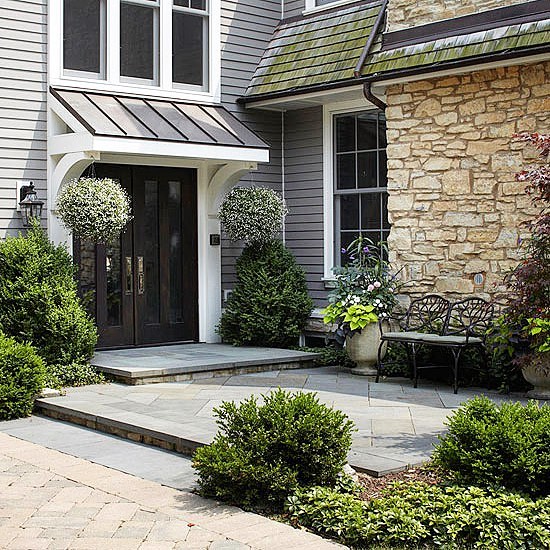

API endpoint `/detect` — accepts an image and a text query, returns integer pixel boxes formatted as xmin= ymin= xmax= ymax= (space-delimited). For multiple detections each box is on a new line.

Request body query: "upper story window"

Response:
xmin=63 ymin=0 xmax=106 ymax=78
xmin=304 ymin=0 xmax=356 ymax=12
xmin=61 ymin=0 xmax=211 ymax=93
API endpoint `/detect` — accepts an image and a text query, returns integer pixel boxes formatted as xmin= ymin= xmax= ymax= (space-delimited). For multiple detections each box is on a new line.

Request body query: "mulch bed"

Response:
xmin=357 ymin=466 xmax=441 ymax=501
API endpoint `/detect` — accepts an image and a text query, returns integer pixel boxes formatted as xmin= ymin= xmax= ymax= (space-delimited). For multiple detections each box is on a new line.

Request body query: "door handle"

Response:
xmin=125 ymin=257 xmax=133 ymax=294
xmin=137 ymin=256 xmax=145 ymax=295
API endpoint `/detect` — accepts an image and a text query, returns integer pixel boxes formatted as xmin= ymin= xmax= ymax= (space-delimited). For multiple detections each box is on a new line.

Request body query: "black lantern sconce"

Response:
xmin=19 ymin=182 xmax=44 ymax=227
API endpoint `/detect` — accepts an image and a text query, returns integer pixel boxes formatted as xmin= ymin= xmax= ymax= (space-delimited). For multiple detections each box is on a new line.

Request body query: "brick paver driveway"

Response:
xmin=0 ymin=433 xmax=341 ymax=550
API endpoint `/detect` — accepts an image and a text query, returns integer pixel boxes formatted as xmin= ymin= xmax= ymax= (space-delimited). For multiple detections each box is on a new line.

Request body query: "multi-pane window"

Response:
xmin=120 ymin=0 xmax=160 ymax=84
xmin=62 ymin=0 xmax=210 ymax=90
xmin=334 ymin=111 xmax=389 ymax=265
xmin=63 ymin=0 xmax=106 ymax=77
xmin=173 ymin=0 xmax=208 ymax=88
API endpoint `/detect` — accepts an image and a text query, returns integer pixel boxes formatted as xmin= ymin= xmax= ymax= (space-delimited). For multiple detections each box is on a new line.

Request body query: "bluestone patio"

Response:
xmin=34 ymin=364 xmax=530 ymax=476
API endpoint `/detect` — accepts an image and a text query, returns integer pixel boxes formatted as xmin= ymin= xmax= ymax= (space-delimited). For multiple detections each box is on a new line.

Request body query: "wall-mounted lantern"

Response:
xmin=19 ymin=182 xmax=44 ymax=227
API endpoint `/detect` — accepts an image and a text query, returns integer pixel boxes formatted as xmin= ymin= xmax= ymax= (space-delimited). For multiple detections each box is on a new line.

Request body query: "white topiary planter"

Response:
xmin=346 ymin=322 xmax=387 ymax=376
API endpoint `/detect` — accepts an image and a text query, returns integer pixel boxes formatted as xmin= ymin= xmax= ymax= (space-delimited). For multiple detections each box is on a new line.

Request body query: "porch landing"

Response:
xmin=91 ymin=344 xmax=320 ymax=385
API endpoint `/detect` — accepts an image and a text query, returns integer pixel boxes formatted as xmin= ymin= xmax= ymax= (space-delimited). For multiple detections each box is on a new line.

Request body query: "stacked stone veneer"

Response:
xmin=385 ymin=61 xmax=549 ymax=301
xmin=387 ymin=0 xmax=534 ymax=31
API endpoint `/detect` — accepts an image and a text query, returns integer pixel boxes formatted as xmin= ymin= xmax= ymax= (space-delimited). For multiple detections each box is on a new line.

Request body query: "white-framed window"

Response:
xmin=53 ymin=0 xmax=220 ymax=101
xmin=323 ymin=100 xmax=389 ymax=277
xmin=304 ymin=0 xmax=359 ymax=15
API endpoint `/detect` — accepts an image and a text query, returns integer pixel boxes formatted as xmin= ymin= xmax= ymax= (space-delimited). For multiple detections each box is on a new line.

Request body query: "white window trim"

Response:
xmin=322 ymin=98 xmax=379 ymax=281
xmin=49 ymin=0 xmax=221 ymax=104
xmin=303 ymin=0 xmax=360 ymax=16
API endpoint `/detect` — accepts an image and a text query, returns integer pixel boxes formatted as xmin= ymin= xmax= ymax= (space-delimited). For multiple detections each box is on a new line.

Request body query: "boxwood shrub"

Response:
xmin=287 ymin=482 xmax=550 ymax=549
xmin=0 ymin=333 xmax=45 ymax=420
xmin=192 ymin=389 xmax=354 ymax=511
xmin=0 ymin=224 xmax=97 ymax=366
xmin=432 ymin=397 xmax=550 ymax=497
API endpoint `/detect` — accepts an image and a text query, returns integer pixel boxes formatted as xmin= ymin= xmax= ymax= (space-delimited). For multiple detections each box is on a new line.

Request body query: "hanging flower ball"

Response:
xmin=56 ymin=177 xmax=132 ymax=243
xmin=218 ymin=186 xmax=288 ymax=245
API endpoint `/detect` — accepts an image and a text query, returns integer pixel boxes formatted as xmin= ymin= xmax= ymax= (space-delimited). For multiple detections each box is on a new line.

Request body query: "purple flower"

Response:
xmin=363 ymin=246 xmax=370 ymax=253
xmin=349 ymin=255 xmax=355 ymax=260
xmin=341 ymin=247 xmax=347 ymax=253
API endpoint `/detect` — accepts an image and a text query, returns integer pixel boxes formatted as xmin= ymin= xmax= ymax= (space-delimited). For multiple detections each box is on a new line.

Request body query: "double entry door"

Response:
xmin=76 ymin=164 xmax=198 ymax=348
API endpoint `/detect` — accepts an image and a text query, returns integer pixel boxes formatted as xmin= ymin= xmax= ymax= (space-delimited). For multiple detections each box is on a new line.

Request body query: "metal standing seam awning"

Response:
xmin=49 ymin=87 xmax=269 ymax=163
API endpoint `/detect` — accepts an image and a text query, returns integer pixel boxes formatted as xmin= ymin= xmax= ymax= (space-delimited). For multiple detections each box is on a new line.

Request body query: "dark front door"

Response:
xmin=75 ymin=164 xmax=198 ymax=348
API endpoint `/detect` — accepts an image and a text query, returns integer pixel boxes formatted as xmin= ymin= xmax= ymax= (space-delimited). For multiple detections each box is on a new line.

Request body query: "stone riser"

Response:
xmin=103 ymin=359 xmax=317 ymax=385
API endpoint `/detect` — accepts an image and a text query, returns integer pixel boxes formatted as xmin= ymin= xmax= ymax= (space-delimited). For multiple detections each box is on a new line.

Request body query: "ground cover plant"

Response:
xmin=0 ymin=224 xmax=100 ymax=391
xmin=192 ymin=389 xmax=354 ymax=511
xmin=283 ymin=397 xmax=550 ymax=549
xmin=0 ymin=333 xmax=45 ymax=420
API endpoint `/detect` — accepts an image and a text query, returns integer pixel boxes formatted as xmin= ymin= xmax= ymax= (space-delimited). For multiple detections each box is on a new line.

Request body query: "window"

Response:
xmin=60 ymin=0 xmax=213 ymax=92
xmin=172 ymin=0 xmax=209 ymax=88
xmin=334 ymin=111 xmax=389 ymax=265
xmin=120 ymin=0 xmax=160 ymax=84
xmin=63 ymin=0 xmax=106 ymax=77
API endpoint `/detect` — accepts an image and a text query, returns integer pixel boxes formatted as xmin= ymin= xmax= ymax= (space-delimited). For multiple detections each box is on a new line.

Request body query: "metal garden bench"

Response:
xmin=376 ymin=294 xmax=494 ymax=394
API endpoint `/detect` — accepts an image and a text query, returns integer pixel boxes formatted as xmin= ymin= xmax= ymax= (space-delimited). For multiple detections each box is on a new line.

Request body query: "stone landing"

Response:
xmin=91 ymin=344 xmax=320 ymax=385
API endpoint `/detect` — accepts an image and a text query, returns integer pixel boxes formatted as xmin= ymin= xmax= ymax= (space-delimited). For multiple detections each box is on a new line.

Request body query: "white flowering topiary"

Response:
xmin=56 ymin=177 xmax=132 ymax=243
xmin=218 ymin=186 xmax=288 ymax=245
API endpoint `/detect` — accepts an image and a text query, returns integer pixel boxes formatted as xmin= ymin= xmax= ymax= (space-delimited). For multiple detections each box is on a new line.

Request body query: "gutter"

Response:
xmin=353 ymin=0 xmax=389 ymax=110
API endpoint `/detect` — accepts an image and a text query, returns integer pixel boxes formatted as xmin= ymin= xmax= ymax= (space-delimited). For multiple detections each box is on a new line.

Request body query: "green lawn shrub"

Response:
xmin=0 ymin=333 xmax=45 ymax=420
xmin=217 ymin=239 xmax=313 ymax=348
xmin=0 ymin=224 xmax=97 ymax=366
xmin=43 ymin=362 xmax=104 ymax=389
xmin=433 ymin=397 xmax=550 ymax=497
xmin=192 ymin=389 xmax=354 ymax=511
xmin=286 ymin=482 xmax=550 ymax=549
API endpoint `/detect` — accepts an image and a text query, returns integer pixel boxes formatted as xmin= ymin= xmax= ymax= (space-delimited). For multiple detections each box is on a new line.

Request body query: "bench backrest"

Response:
xmin=444 ymin=297 xmax=494 ymax=338
xmin=404 ymin=294 xmax=450 ymax=334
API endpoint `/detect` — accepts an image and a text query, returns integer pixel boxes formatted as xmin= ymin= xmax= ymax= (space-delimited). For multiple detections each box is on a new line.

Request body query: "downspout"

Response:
xmin=353 ymin=0 xmax=389 ymax=110
xmin=281 ymin=110 xmax=286 ymax=245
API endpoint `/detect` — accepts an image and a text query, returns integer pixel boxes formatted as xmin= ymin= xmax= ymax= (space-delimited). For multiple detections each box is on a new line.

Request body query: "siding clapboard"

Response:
xmin=284 ymin=106 xmax=326 ymax=306
xmin=284 ymin=0 xmax=304 ymax=18
xmin=0 ymin=0 xmax=47 ymax=237
xmin=220 ymin=0 xmax=283 ymax=294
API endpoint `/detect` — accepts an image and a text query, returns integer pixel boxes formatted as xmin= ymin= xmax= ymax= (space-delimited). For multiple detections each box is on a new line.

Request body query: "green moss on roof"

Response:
xmin=245 ymin=2 xmax=384 ymax=99
xmin=359 ymin=18 xmax=550 ymax=79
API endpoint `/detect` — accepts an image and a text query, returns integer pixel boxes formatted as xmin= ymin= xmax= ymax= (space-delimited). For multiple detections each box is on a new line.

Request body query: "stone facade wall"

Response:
xmin=387 ymin=0 xmax=534 ymax=31
xmin=385 ymin=61 xmax=550 ymax=302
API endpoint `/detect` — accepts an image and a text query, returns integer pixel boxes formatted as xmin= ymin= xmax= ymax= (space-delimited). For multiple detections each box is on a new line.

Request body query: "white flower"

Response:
xmin=367 ymin=284 xmax=375 ymax=292
xmin=374 ymin=281 xmax=382 ymax=288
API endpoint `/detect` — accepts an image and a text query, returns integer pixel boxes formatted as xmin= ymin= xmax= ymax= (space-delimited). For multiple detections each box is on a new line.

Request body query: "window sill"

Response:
xmin=303 ymin=0 xmax=360 ymax=16
xmin=50 ymin=76 xmax=219 ymax=105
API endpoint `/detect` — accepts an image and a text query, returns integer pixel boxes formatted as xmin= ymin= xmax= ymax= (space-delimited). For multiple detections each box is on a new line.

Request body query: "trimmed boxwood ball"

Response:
xmin=218 ymin=186 xmax=288 ymax=245
xmin=0 ymin=333 xmax=45 ymax=420
xmin=432 ymin=396 xmax=550 ymax=497
xmin=192 ymin=389 xmax=355 ymax=511
xmin=217 ymin=239 xmax=313 ymax=347
xmin=56 ymin=177 xmax=132 ymax=243
xmin=0 ymin=224 xmax=97 ymax=367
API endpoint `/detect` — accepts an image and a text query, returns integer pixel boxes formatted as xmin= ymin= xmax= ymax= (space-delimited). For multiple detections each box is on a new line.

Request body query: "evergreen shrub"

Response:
xmin=433 ymin=396 xmax=550 ymax=497
xmin=193 ymin=389 xmax=355 ymax=511
xmin=217 ymin=240 xmax=313 ymax=347
xmin=0 ymin=333 xmax=45 ymax=420
xmin=0 ymin=224 xmax=97 ymax=366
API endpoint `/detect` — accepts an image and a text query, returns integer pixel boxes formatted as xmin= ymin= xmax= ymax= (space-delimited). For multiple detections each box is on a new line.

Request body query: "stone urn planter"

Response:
xmin=346 ymin=322 xmax=388 ymax=376
xmin=522 ymin=354 xmax=550 ymax=399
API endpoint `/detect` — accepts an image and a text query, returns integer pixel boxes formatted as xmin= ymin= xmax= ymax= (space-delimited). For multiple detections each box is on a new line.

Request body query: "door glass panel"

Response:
xmin=76 ymin=238 xmax=97 ymax=319
xmin=168 ymin=181 xmax=184 ymax=323
xmin=144 ymin=181 xmax=160 ymax=323
xmin=106 ymin=240 xmax=122 ymax=326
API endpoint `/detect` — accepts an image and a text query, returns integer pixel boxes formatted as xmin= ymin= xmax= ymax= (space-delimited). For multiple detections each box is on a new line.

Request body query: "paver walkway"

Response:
xmin=0 ymin=432 xmax=341 ymax=550
xmin=36 ymin=367 xmax=530 ymax=475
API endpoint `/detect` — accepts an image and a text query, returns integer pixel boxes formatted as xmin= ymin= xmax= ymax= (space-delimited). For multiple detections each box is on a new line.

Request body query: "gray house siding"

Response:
xmin=283 ymin=0 xmax=304 ymax=18
xmin=0 ymin=0 xmax=47 ymax=237
xmin=220 ymin=0 xmax=283 ymax=294
xmin=283 ymin=107 xmax=326 ymax=306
